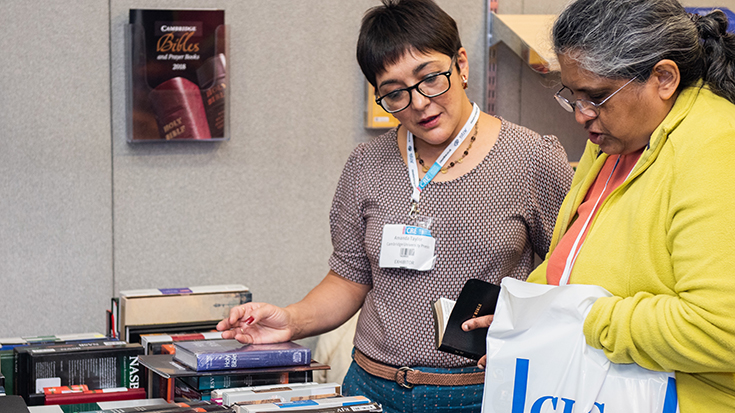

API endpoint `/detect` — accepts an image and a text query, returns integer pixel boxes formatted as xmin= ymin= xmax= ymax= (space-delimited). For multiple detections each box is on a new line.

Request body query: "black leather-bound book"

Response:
xmin=432 ymin=279 xmax=501 ymax=360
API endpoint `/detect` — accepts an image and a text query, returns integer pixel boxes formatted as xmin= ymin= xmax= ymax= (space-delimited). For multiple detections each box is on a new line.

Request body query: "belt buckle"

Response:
xmin=395 ymin=366 xmax=414 ymax=389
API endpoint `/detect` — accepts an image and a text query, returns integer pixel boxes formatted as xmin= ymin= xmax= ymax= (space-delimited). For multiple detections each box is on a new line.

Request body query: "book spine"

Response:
xmin=123 ymin=352 xmax=144 ymax=390
xmin=0 ymin=350 xmax=14 ymax=395
xmin=196 ymin=348 xmax=311 ymax=371
xmin=14 ymin=347 xmax=31 ymax=403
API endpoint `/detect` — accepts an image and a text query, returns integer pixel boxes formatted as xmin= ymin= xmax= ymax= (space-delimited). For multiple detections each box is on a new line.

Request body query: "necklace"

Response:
xmin=414 ymin=122 xmax=479 ymax=174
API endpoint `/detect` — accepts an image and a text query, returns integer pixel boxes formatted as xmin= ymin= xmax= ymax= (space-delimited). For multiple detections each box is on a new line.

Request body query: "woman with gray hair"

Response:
xmin=520 ymin=0 xmax=735 ymax=410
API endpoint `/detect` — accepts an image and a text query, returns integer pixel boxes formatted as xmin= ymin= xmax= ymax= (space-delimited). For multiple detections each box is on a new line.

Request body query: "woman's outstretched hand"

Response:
xmin=216 ymin=302 xmax=294 ymax=344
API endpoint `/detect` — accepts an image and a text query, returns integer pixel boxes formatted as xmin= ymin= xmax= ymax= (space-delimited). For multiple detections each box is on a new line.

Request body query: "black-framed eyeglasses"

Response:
xmin=554 ymin=76 xmax=638 ymax=119
xmin=375 ymin=55 xmax=457 ymax=114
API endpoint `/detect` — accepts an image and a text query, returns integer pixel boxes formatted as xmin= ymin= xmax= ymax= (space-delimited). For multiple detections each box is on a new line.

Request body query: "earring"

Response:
xmin=462 ymin=75 xmax=468 ymax=89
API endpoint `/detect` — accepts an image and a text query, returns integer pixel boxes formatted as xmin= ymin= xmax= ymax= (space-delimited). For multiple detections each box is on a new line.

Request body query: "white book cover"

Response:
xmin=224 ymin=382 xmax=341 ymax=406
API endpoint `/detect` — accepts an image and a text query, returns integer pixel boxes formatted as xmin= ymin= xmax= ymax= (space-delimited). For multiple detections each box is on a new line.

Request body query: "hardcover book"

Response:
xmin=117 ymin=284 xmax=251 ymax=342
xmin=173 ymin=341 xmax=310 ymax=372
xmin=14 ymin=341 xmax=144 ymax=405
xmin=431 ymin=278 xmax=501 ymax=360
xmin=128 ymin=9 xmax=227 ymax=142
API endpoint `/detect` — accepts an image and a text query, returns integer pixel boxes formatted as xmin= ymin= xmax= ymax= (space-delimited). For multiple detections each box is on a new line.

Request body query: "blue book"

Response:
xmin=173 ymin=340 xmax=311 ymax=371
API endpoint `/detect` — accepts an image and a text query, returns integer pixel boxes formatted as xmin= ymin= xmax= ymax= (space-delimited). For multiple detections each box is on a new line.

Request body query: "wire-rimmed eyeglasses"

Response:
xmin=375 ymin=56 xmax=457 ymax=114
xmin=554 ymin=76 xmax=639 ymax=119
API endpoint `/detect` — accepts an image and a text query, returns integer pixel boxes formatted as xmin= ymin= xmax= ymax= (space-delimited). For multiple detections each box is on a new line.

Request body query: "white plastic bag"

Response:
xmin=481 ymin=278 xmax=678 ymax=413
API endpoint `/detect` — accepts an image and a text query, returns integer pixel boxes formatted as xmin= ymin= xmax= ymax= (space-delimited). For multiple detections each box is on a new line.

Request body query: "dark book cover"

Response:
xmin=433 ymin=279 xmax=501 ymax=360
xmin=2 ymin=334 xmax=112 ymax=396
xmin=14 ymin=341 xmax=145 ymax=405
xmin=180 ymin=371 xmax=288 ymax=391
xmin=173 ymin=341 xmax=310 ymax=372
xmin=0 ymin=395 xmax=30 ymax=413
xmin=128 ymin=9 xmax=227 ymax=142
xmin=174 ymin=377 xmax=210 ymax=401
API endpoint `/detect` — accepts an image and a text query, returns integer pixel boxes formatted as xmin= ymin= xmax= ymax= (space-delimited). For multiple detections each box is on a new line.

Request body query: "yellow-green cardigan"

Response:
xmin=528 ymin=84 xmax=735 ymax=411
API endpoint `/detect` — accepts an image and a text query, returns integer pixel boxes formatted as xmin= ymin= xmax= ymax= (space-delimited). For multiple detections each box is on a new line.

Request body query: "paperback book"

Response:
xmin=431 ymin=278 xmax=501 ymax=360
xmin=174 ymin=341 xmax=310 ymax=372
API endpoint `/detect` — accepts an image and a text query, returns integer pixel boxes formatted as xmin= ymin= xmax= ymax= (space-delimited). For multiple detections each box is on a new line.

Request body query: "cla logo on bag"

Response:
xmin=509 ymin=359 xmax=679 ymax=413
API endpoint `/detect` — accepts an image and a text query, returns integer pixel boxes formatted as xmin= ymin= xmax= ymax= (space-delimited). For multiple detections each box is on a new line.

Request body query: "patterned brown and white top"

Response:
xmin=328 ymin=118 xmax=573 ymax=368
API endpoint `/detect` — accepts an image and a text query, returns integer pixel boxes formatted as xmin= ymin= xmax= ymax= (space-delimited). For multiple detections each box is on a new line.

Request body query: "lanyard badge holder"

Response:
xmin=379 ymin=103 xmax=480 ymax=271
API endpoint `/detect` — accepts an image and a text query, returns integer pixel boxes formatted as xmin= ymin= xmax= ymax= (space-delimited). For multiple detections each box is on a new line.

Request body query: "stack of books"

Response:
xmin=110 ymin=284 xmax=251 ymax=343
xmin=139 ymin=340 xmax=334 ymax=403
xmin=210 ymin=382 xmax=381 ymax=413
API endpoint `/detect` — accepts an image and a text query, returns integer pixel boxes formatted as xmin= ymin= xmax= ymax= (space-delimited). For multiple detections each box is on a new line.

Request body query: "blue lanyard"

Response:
xmin=406 ymin=103 xmax=480 ymax=213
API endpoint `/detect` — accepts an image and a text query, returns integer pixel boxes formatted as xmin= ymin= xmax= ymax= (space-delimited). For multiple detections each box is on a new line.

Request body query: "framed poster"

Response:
xmin=127 ymin=9 xmax=228 ymax=142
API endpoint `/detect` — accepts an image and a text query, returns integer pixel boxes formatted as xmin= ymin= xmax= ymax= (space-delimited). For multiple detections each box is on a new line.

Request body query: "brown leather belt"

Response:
xmin=353 ymin=349 xmax=485 ymax=389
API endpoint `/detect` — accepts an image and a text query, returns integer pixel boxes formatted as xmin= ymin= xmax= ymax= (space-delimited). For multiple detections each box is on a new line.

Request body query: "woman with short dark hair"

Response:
xmin=219 ymin=1 xmax=573 ymax=411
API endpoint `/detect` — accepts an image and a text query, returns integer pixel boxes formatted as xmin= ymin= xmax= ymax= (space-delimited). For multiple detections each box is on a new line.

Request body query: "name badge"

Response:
xmin=379 ymin=224 xmax=436 ymax=271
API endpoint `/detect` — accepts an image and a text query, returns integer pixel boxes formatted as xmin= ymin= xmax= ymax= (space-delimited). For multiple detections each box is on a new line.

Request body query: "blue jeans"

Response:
xmin=342 ymin=360 xmax=484 ymax=413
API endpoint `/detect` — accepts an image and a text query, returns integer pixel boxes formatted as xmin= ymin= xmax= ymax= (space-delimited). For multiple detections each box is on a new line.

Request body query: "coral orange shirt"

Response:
xmin=546 ymin=148 xmax=643 ymax=285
